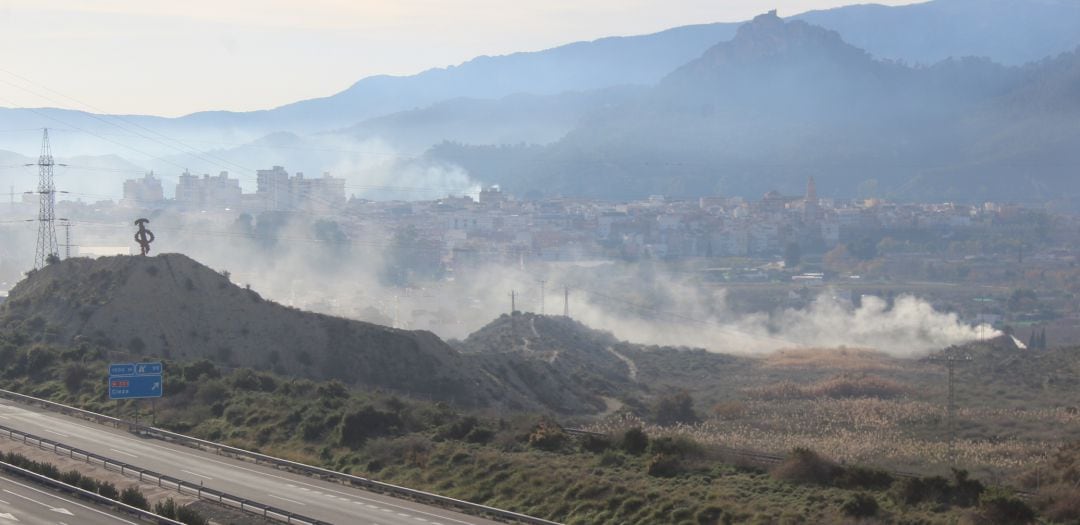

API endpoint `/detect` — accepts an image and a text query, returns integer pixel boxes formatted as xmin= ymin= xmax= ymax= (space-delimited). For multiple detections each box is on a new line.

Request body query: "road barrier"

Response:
xmin=0 ymin=423 xmax=327 ymax=525
xmin=0 ymin=458 xmax=186 ymax=524
xmin=0 ymin=388 xmax=562 ymax=525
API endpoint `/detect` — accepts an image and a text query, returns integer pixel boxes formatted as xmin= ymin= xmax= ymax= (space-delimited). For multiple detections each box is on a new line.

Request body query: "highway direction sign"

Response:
xmin=109 ymin=363 xmax=135 ymax=376
xmin=108 ymin=361 xmax=163 ymax=399
xmin=135 ymin=362 xmax=162 ymax=375
xmin=109 ymin=375 xmax=163 ymax=399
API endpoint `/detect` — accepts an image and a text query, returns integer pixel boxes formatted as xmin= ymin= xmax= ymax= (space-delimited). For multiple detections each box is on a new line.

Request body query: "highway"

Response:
xmin=0 ymin=399 xmax=504 ymax=525
xmin=0 ymin=472 xmax=137 ymax=525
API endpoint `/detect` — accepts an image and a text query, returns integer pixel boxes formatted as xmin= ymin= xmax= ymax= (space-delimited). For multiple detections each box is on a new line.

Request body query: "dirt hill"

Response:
xmin=0 ymin=254 xmax=524 ymax=408
xmin=454 ymin=312 xmax=759 ymax=414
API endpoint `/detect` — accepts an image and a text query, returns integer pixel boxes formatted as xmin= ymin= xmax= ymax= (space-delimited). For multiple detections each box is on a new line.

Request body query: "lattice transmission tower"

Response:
xmin=30 ymin=129 xmax=59 ymax=268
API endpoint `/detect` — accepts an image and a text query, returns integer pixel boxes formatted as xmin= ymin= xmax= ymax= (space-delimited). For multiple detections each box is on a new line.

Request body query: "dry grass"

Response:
xmin=588 ymin=400 xmax=1065 ymax=475
xmin=762 ymin=347 xmax=904 ymax=372
xmin=745 ymin=375 xmax=913 ymax=400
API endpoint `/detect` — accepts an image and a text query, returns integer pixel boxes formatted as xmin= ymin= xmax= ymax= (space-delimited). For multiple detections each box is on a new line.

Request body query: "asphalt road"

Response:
xmin=0 ymin=472 xmax=137 ymax=525
xmin=0 ymin=399 xmax=505 ymax=525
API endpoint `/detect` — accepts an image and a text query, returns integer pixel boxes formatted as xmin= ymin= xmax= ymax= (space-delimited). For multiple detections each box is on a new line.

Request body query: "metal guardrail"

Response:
xmin=0 ymin=423 xmax=327 ymax=525
xmin=0 ymin=388 xmax=562 ymax=525
xmin=0 ymin=458 xmax=185 ymax=525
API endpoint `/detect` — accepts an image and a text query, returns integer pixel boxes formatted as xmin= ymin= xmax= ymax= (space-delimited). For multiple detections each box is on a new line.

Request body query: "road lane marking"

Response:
xmin=266 ymin=494 xmax=305 ymax=506
xmin=0 ymin=512 xmax=17 ymax=521
xmin=106 ymin=447 xmax=137 ymax=460
xmin=0 ymin=407 xmax=484 ymax=525
xmin=42 ymin=430 xmax=70 ymax=438
xmin=181 ymin=469 xmax=213 ymax=480
xmin=4 ymin=490 xmax=49 ymax=508
xmin=0 ymin=477 xmax=137 ymax=524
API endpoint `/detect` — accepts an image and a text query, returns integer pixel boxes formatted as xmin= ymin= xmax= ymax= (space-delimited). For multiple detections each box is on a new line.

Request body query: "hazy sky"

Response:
xmin=0 ymin=1 xmax=922 ymax=116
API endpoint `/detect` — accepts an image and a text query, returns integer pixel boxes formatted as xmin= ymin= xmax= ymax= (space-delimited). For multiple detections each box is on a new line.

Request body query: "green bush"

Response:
xmin=840 ymin=492 xmax=879 ymax=518
xmin=977 ymin=489 xmax=1035 ymax=525
xmin=892 ymin=475 xmax=950 ymax=506
xmin=176 ymin=506 xmax=209 ymax=525
xmin=59 ymin=468 xmax=84 ymax=486
xmin=580 ymin=433 xmax=612 ymax=454
xmin=98 ymin=481 xmax=118 ymax=499
xmin=119 ymin=486 xmax=148 ymax=510
xmin=337 ymin=405 xmax=401 ymax=448
xmin=771 ymin=448 xmax=840 ymax=485
xmin=619 ymin=428 xmax=649 ymax=455
xmin=835 ymin=465 xmax=895 ymax=491
xmin=527 ymin=420 xmax=567 ymax=451
xmin=154 ymin=498 xmax=178 ymax=518
xmin=646 ymin=453 xmax=683 ymax=478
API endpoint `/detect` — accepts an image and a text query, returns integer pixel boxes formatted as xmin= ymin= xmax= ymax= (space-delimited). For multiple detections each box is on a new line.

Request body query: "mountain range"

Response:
xmin=431 ymin=12 xmax=1080 ymax=203
xmin=1 ymin=0 xmax=1078 ymax=203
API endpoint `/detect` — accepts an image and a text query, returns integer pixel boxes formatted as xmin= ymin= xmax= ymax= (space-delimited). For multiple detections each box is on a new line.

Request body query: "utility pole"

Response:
xmin=26 ymin=129 xmax=64 ymax=268
xmin=929 ymin=350 xmax=972 ymax=465
xmin=538 ymin=280 xmax=546 ymax=314
xmin=564 ymin=286 xmax=569 ymax=317
xmin=510 ymin=290 xmax=516 ymax=313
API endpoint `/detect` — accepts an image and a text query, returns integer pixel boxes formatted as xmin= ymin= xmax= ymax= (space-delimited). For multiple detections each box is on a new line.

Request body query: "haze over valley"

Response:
xmin=1 ymin=1 xmax=1080 ymax=524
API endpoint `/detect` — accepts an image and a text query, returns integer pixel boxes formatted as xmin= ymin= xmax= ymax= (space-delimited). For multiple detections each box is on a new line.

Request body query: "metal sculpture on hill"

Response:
xmin=134 ymin=218 xmax=155 ymax=256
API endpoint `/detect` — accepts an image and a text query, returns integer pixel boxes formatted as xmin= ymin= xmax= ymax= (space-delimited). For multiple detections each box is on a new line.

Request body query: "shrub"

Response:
xmin=977 ymin=488 xmax=1035 ymax=524
xmin=176 ymin=506 xmax=209 ymax=525
xmin=580 ymin=433 xmax=612 ymax=454
xmin=337 ymin=405 xmax=401 ymax=448
xmin=98 ymin=481 xmax=119 ymax=499
xmin=646 ymin=453 xmax=683 ymax=477
xmin=695 ymin=505 xmax=728 ymax=525
xmin=119 ymin=486 xmax=149 ymax=510
xmin=841 ymin=492 xmax=879 ymax=518
xmin=648 ymin=435 xmax=702 ymax=458
xmin=835 ymin=465 xmax=895 ymax=491
xmin=58 ymin=469 xmax=83 ymax=486
xmin=155 ymin=498 xmax=178 ymax=518
xmin=1036 ymin=486 xmax=1080 ymax=522
xmin=76 ymin=475 xmax=99 ymax=493
xmin=597 ymin=449 xmax=624 ymax=467
xmin=950 ymin=469 xmax=985 ymax=507
xmin=653 ymin=389 xmax=699 ymax=426
xmin=892 ymin=475 xmax=951 ymax=507
xmin=61 ymin=363 xmax=90 ymax=393
xmin=771 ymin=447 xmax=840 ymax=485
xmin=619 ymin=428 xmax=649 ymax=455
xmin=527 ymin=420 xmax=567 ymax=451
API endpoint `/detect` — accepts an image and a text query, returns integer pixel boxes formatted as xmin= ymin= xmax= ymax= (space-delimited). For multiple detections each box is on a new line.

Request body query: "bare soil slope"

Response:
xmin=0 ymin=254 xmax=517 ymax=407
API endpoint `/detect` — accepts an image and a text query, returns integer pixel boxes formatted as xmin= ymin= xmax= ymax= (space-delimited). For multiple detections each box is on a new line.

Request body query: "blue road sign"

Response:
xmin=135 ymin=362 xmax=162 ymax=375
xmin=109 ymin=375 xmax=163 ymax=399
xmin=109 ymin=363 xmax=135 ymax=376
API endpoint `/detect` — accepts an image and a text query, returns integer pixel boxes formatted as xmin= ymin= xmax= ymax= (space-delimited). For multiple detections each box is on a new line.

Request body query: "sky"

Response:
xmin=0 ymin=1 xmax=922 ymax=117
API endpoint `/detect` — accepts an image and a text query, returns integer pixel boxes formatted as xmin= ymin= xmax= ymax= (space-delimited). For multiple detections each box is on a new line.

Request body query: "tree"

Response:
xmin=783 ymin=242 xmax=801 ymax=269
xmin=849 ymin=237 xmax=879 ymax=261
xmin=654 ymin=390 xmax=699 ymax=426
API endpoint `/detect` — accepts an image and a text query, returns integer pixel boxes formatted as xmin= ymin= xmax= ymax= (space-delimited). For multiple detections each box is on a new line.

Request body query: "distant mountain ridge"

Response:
xmin=1 ymin=0 xmax=1078 ymax=165
xmin=431 ymin=12 xmax=1080 ymax=204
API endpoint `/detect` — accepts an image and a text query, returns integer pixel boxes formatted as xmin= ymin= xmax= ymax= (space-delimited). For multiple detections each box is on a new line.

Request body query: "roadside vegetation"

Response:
xmin=0 ymin=449 xmax=208 ymax=525
xmin=0 ymin=317 xmax=1059 ymax=524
